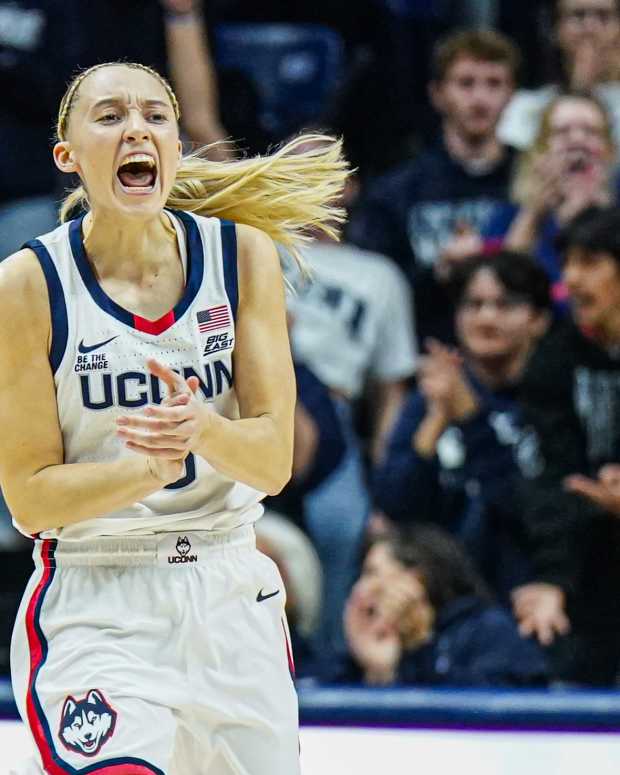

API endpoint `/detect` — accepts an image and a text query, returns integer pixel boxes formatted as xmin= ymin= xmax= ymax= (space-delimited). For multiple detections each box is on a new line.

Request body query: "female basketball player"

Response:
xmin=0 ymin=61 xmax=347 ymax=775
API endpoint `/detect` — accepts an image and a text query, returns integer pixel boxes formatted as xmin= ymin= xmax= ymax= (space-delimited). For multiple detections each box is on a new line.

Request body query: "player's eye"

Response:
xmin=148 ymin=112 xmax=168 ymax=123
xmin=98 ymin=112 xmax=120 ymax=124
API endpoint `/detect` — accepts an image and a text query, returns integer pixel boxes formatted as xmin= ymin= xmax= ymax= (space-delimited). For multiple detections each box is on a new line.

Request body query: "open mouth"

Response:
xmin=565 ymin=149 xmax=592 ymax=173
xmin=116 ymin=154 xmax=158 ymax=193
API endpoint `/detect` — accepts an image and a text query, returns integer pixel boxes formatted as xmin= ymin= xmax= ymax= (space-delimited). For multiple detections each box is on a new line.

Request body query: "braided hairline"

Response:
xmin=56 ymin=61 xmax=181 ymax=141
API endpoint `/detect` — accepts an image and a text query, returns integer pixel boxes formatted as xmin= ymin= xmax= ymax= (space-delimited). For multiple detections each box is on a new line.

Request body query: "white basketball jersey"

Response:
xmin=22 ymin=210 xmax=265 ymax=541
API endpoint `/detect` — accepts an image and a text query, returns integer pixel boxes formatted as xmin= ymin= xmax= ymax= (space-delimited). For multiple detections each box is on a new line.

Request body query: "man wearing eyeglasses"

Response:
xmin=499 ymin=0 xmax=620 ymax=150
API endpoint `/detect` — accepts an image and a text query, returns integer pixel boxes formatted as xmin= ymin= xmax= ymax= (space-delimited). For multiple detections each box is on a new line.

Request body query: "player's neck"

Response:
xmin=442 ymin=123 xmax=504 ymax=171
xmin=82 ymin=210 xmax=178 ymax=281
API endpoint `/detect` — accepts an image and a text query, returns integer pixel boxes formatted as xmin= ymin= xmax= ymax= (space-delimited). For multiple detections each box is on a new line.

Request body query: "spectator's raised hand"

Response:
xmin=344 ymin=577 xmax=402 ymax=684
xmin=413 ymin=339 xmax=479 ymax=458
xmin=556 ymin=154 xmax=612 ymax=223
xmin=396 ymin=572 xmax=435 ymax=650
xmin=511 ymin=582 xmax=570 ymax=646
xmin=564 ymin=464 xmax=620 ymax=516
xmin=526 ymin=154 xmax=565 ymax=217
xmin=437 ymin=222 xmax=484 ymax=280
xmin=420 ymin=339 xmax=478 ymax=422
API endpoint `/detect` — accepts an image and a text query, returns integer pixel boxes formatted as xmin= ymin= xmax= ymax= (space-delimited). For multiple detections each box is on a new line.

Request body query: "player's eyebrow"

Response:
xmin=90 ymin=97 xmax=123 ymax=110
xmin=143 ymin=99 xmax=171 ymax=110
xmin=90 ymin=97 xmax=171 ymax=111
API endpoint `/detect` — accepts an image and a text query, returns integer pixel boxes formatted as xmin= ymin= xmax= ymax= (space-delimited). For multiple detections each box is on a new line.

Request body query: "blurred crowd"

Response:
xmin=3 ymin=0 xmax=620 ymax=690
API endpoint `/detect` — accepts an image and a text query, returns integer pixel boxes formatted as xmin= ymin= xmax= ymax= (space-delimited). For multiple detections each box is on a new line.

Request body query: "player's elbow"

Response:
xmin=260 ymin=459 xmax=291 ymax=496
xmin=9 ymin=503 xmax=44 ymax=537
xmin=5 ymin=476 xmax=63 ymax=536
xmin=10 ymin=502 xmax=56 ymax=537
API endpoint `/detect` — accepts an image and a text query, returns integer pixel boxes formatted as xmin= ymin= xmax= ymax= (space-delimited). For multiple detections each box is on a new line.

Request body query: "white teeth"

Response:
xmin=119 ymin=154 xmax=156 ymax=169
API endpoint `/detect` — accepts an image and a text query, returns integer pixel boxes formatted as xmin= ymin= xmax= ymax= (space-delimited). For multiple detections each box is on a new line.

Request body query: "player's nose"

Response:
xmin=123 ymin=109 xmax=151 ymax=143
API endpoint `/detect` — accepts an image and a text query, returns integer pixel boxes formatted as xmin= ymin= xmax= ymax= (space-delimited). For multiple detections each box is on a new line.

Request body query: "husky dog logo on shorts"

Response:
xmin=59 ymin=689 xmax=117 ymax=757
xmin=176 ymin=536 xmax=191 ymax=556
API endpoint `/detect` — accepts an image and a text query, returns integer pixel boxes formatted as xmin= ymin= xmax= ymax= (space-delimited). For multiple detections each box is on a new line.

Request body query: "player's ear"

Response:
xmin=53 ymin=141 xmax=79 ymax=174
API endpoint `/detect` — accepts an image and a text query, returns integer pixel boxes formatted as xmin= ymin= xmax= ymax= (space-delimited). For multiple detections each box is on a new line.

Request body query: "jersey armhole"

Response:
xmin=219 ymin=220 xmax=238 ymax=322
xmin=22 ymin=240 xmax=68 ymax=374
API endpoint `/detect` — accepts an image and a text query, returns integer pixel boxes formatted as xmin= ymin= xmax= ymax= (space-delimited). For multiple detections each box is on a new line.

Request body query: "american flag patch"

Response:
xmin=197 ymin=305 xmax=231 ymax=333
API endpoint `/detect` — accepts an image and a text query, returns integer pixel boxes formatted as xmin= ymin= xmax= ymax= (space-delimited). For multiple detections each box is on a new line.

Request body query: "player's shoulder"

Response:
xmin=0 ymin=248 xmax=50 ymax=343
xmin=0 ymin=247 xmax=48 ymax=301
xmin=234 ymin=223 xmax=281 ymax=275
xmin=234 ymin=222 xmax=276 ymax=253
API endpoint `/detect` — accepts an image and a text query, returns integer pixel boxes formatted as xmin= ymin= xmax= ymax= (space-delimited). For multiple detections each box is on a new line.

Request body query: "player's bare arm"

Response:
xmin=0 ymin=250 xmax=177 ymax=535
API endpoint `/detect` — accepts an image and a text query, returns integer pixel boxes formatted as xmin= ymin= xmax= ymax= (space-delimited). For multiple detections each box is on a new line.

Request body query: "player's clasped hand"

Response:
xmin=116 ymin=357 xmax=209 ymax=461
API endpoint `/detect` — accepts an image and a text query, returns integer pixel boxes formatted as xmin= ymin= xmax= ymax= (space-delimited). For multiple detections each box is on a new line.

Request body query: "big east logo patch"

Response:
xmin=59 ymin=689 xmax=117 ymax=757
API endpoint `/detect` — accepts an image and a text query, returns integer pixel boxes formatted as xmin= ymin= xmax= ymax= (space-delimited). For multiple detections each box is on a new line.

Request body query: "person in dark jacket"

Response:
xmin=346 ymin=29 xmax=520 ymax=345
xmin=374 ymin=252 xmax=552 ymax=598
xmin=265 ymin=361 xmax=346 ymax=524
xmin=513 ymin=205 xmax=620 ymax=685
xmin=333 ymin=525 xmax=548 ymax=687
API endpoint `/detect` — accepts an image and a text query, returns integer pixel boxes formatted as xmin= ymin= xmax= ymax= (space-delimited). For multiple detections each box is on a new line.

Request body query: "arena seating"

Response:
xmin=214 ymin=23 xmax=345 ymax=136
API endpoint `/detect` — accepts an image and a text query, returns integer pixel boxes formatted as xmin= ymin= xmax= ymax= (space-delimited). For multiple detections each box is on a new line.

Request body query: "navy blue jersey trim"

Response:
xmin=24 ymin=240 xmax=68 ymax=374
xmin=68 ymin=212 xmax=204 ymax=334
xmin=219 ymin=220 xmax=238 ymax=322
xmin=171 ymin=209 xmax=206 ymax=320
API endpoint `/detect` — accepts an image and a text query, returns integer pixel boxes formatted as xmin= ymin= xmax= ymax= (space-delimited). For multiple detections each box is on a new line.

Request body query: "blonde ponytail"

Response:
xmin=166 ymin=133 xmax=349 ymax=264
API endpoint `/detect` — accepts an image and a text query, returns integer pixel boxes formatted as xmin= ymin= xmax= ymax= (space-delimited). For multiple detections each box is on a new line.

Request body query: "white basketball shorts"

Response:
xmin=10 ymin=526 xmax=300 ymax=775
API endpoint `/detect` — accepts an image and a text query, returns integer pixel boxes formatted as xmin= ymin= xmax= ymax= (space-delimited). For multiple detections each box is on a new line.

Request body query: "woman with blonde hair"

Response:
xmin=485 ymin=91 xmax=617 ymax=306
xmin=1 ymin=61 xmax=347 ymax=775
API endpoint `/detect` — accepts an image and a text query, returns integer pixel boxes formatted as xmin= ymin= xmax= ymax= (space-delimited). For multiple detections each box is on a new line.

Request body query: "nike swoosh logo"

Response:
xmin=256 ymin=588 xmax=280 ymax=603
xmin=78 ymin=336 xmax=119 ymax=354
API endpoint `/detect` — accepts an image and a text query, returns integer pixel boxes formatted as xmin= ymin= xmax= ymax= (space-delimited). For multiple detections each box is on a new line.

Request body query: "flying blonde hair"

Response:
xmin=56 ymin=62 xmax=349 ymax=269
xmin=510 ymin=90 xmax=615 ymax=205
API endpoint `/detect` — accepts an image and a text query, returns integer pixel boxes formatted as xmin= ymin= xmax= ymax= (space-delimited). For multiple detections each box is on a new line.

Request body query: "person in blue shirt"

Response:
xmin=346 ymin=29 xmax=520 ymax=346
xmin=334 ymin=525 xmax=548 ymax=687
xmin=374 ymin=252 xmax=551 ymax=598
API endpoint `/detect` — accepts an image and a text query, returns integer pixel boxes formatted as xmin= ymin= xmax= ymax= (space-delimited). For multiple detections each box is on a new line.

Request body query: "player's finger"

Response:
xmin=116 ymin=415 xmax=185 ymax=433
xmin=117 ymin=428 xmax=188 ymax=450
xmin=142 ymin=403 xmax=192 ymax=421
xmin=125 ymin=441 xmax=187 ymax=458
xmin=161 ymin=393 xmax=191 ymax=408
xmin=146 ymin=358 xmax=189 ymax=396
